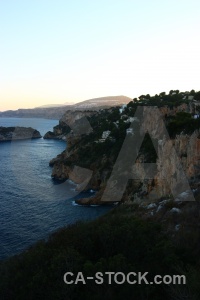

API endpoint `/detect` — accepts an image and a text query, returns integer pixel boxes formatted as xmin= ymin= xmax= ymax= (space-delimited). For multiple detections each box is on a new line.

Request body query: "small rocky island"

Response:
xmin=0 ymin=126 xmax=41 ymax=141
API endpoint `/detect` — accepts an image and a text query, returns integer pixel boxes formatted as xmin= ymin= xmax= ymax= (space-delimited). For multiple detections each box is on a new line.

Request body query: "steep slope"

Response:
xmin=49 ymin=90 xmax=200 ymax=205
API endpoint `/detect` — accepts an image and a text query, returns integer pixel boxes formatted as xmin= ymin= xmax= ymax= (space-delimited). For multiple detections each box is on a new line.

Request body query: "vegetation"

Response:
xmin=167 ymin=112 xmax=200 ymax=137
xmin=1 ymin=204 xmax=200 ymax=300
xmin=65 ymin=90 xmax=200 ymax=169
xmin=2 ymin=89 xmax=200 ymax=299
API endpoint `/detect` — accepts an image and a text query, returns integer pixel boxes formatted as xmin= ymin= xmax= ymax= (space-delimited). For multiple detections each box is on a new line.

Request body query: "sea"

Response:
xmin=0 ymin=118 xmax=111 ymax=260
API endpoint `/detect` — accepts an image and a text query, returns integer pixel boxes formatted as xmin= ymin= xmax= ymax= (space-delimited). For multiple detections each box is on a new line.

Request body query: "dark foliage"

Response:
xmin=0 ymin=205 xmax=198 ymax=300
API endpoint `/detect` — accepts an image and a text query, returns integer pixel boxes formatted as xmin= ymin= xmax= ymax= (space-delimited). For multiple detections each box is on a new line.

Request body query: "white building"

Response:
xmin=126 ymin=117 xmax=137 ymax=123
xmin=188 ymin=95 xmax=194 ymax=100
xmin=126 ymin=128 xmax=134 ymax=135
xmin=119 ymin=104 xmax=127 ymax=114
xmin=102 ymin=130 xmax=111 ymax=139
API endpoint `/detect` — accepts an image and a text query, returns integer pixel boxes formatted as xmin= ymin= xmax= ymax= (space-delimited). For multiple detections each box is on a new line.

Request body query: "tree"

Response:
xmin=139 ymin=95 xmax=145 ymax=100
xmin=145 ymin=94 xmax=151 ymax=99
xmin=190 ymin=89 xmax=195 ymax=95
xmin=159 ymin=92 xmax=166 ymax=97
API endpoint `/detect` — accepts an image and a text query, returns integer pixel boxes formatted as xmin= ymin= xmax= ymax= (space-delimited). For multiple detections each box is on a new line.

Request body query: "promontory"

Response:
xmin=0 ymin=126 xmax=41 ymax=141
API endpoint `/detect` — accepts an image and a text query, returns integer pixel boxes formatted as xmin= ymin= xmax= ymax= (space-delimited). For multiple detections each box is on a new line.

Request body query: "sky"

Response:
xmin=0 ymin=0 xmax=200 ymax=111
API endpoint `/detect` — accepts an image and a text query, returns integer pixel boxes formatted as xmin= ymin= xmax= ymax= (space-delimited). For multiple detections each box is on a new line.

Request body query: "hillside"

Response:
xmin=2 ymin=90 xmax=200 ymax=299
xmin=1 ymin=201 xmax=200 ymax=299
xmin=49 ymin=89 xmax=200 ymax=205
xmin=0 ymin=96 xmax=131 ymax=119
xmin=72 ymin=96 xmax=132 ymax=109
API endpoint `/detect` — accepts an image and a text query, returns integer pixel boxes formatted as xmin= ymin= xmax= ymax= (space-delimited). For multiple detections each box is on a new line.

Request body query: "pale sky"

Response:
xmin=0 ymin=0 xmax=200 ymax=111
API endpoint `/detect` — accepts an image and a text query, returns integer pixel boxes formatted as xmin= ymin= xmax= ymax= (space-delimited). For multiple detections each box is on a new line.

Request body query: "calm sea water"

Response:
xmin=0 ymin=118 xmax=111 ymax=260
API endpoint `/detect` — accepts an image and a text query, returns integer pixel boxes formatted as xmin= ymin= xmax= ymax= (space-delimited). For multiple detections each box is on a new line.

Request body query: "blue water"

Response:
xmin=0 ymin=118 xmax=111 ymax=260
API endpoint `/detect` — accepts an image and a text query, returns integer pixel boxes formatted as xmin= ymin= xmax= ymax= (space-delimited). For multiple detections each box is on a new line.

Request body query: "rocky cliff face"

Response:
xmin=159 ymin=103 xmax=190 ymax=117
xmin=44 ymin=110 xmax=96 ymax=140
xmin=49 ymin=102 xmax=200 ymax=205
xmin=132 ymin=132 xmax=200 ymax=203
xmin=129 ymin=106 xmax=200 ymax=202
xmin=50 ymin=132 xmax=106 ymax=193
xmin=0 ymin=127 xmax=41 ymax=141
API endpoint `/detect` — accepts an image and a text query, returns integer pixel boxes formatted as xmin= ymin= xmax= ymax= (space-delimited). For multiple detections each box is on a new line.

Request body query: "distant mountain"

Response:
xmin=36 ymin=101 xmax=76 ymax=108
xmin=0 ymin=96 xmax=132 ymax=119
xmin=36 ymin=104 xmax=67 ymax=108
xmin=72 ymin=96 xmax=132 ymax=109
xmin=0 ymin=107 xmax=72 ymax=120
xmin=35 ymin=96 xmax=131 ymax=109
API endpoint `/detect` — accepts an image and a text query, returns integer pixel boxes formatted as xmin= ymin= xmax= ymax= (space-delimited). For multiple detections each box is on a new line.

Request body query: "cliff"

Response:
xmin=49 ymin=90 xmax=200 ymax=205
xmin=0 ymin=127 xmax=41 ymax=141
xmin=132 ymin=132 xmax=200 ymax=203
xmin=44 ymin=110 xmax=96 ymax=139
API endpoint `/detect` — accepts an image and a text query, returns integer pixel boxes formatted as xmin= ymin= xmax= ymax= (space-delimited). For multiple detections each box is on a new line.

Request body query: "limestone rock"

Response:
xmin=0 ymin=127 xmax=41 ymax=141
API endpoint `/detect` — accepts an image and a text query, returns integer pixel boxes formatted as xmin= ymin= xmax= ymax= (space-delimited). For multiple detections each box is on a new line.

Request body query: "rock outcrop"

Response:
xmin=50 ymin=129 xmax=200 ymax=205
xmin=49 ymin=92 xmax=200 ymax=205
xmin=132 ymin=132 xmax=200 ymax=203
xmin=44 ymin=110 xmax=96 ymax=139
xmin=0 ymin=127 xmax=41 ymax=141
